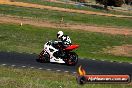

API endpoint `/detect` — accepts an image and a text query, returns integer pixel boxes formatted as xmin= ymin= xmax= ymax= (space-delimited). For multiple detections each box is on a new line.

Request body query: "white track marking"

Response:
xmin=11 ymin=65 xmax=16 ymax=67
xmin=30 ymin=67 xmax=34 ymax=69
xmin=56 ymin=70 xmax=61 ymax=72
xmin=101 ymin=60 xmax=105 ymax=61
xmin=110 ymin=61 xmax=114 ymax=62
xmin=46 ymin=69 xmax=51 ymax=71
xmin=38 ymin=68 xmax=42 ymax=70
xmin=119 ymin=62 xmax=122 ymax=63
xmin=64 ymin=71 xmax=69 ymax=73
xmin=22 ymin=66 xmax=26 ymax=68
xmin=73 ymin=72 xmax=77 ymax=74
xmin=92 ymin=59 xmax=95 ymax=60
xmin=2 ymin=64 xmax=6 ymax=66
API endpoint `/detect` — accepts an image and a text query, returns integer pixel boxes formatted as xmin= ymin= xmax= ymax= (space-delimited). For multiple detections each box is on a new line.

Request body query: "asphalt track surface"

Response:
xmin=0 ymin=52 xmax=132 ymax=79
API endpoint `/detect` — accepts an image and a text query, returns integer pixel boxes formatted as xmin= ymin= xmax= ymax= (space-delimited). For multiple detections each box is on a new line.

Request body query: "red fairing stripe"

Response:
xmin=65 ymin=45 xmax=79 ymax=50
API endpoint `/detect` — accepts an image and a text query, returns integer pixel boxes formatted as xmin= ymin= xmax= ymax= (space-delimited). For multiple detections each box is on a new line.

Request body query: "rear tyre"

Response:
xmin=38 ymin=50 xmax=50 ymax=63
xmin=66 ymin=52 xmax=78 ymax=66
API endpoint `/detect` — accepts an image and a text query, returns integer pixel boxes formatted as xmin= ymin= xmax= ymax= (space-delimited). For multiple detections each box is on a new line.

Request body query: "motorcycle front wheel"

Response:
xmin=38 ymin=50 xmax=50 ymax=63
xmin=66 ymin=52 xmax=78 ymax=66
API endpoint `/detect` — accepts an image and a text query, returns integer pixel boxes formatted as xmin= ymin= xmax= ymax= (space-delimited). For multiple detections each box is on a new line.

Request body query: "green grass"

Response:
xmin=0 ymin=5 xmax=132 ymax=28
xmin=0 ymin=23 xmax=132 ymax=62
xmin=14 ymin=0 xmax=132 ymax=16
xmin=0 ymin=66 xmax=132 ymax=88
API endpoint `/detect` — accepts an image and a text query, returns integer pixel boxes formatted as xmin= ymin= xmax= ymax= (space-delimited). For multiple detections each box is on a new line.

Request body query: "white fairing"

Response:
xmin=44 ymin=41 xmax=65 ymax=63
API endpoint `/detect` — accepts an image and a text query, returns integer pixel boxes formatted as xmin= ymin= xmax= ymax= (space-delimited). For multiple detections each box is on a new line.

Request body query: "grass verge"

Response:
xmin=0 ymin=66 xmax=132 ymax=88
xmin=0 ymin=5 xmax=132 ymax=28
xmin=0 ymin=23 xmax=132 ymax=62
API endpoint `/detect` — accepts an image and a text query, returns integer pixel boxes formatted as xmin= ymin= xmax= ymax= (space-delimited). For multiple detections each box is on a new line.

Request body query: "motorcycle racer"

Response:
xmin=38 ymin=31 xmax=79 ymax=65
xmin=53 ymin=31 xmax=72 ymax=58
xmin=57 ymin=31 xmax=71 ymax=45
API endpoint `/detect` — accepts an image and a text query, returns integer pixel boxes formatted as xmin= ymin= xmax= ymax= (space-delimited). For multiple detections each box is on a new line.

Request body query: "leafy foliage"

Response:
xmin=125 ymin=0 xmax=132 ymax=5
xmin=95 ymin=0 xmax=124 ymax=9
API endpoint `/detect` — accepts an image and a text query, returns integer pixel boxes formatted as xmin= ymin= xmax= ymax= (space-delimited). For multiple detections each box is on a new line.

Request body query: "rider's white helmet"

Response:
xmin=57 ymin=31 xmax=63 ymax=39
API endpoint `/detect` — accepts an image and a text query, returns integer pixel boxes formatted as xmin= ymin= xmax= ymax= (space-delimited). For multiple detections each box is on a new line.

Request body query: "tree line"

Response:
xmin=95 ymin=0 xmax=132 ymax=9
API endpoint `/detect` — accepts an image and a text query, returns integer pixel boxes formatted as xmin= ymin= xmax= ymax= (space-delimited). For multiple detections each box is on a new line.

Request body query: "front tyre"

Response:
xmin=67 ymin=52 xmax=78 ymax=66
xmin=38 ymin=50 xmax=50 ymax=63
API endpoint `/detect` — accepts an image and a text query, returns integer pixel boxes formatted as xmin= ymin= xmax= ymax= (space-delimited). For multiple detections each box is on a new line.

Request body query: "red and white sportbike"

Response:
xmin=37 ymin=40 xmax=79 ymax=66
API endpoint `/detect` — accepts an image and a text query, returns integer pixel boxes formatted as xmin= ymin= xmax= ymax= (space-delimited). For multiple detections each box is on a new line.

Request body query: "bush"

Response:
xmin=95 ymin=0 xmax=124 ymax=9
xmin=71 ymin=0 xmax=86 ymax=3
